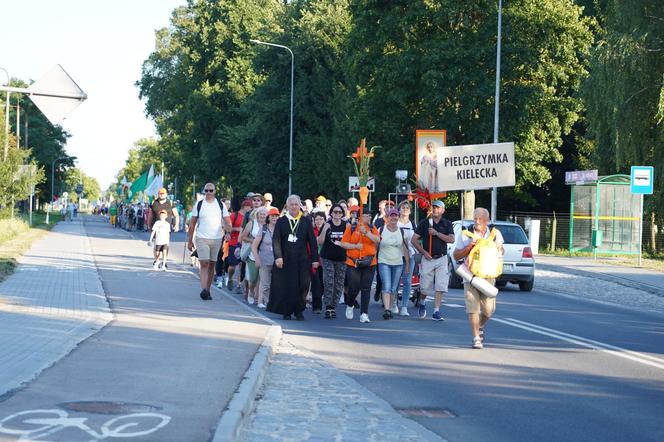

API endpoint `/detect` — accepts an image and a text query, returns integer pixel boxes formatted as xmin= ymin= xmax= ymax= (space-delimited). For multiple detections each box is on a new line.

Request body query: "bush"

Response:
xmin=0 ymin=218 xmax=30 ymax=246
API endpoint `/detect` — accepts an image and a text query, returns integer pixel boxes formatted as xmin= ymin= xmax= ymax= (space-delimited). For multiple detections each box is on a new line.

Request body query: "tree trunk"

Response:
xmin=463 ymin=190 xmax=475 ymax=220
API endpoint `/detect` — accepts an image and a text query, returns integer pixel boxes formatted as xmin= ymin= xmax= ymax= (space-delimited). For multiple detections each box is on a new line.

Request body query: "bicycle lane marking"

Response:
xmin=493 ymin=317 xmax=664 ymax=371
xmin=0 ymin=409 xmax=171 ymax=441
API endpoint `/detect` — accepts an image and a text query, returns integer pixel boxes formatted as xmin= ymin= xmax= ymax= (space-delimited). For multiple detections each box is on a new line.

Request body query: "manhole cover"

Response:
xmin=59 ymin=401 xmax=162 ymax=415
xmin=397 ymin=407 xmax=457 ymax=419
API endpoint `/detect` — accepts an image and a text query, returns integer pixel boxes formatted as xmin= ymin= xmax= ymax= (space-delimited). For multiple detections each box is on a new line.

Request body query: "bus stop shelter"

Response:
xmin=568 ymin=174 xmax=640 ymax=257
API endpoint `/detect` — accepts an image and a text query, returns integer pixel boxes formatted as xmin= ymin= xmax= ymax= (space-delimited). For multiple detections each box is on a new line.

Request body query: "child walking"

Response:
xmin=149 ymin=210 xmax=171 ymax=270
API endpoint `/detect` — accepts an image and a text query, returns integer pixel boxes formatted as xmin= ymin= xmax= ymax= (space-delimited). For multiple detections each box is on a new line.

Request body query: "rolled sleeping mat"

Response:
xmin=455 ymin=264 xmax=499 ymax=298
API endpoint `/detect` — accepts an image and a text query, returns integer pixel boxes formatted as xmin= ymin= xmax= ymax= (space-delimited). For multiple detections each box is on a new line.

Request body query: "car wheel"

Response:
xmin=448 ymin=258 xmax=463 ymax=289
xmin=519 ymin=278 xmax=534 ymax=292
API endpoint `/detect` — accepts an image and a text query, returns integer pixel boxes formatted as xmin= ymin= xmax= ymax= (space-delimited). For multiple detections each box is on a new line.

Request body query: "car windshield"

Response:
xmin=496 ymin=225 xmax=529 ymax=244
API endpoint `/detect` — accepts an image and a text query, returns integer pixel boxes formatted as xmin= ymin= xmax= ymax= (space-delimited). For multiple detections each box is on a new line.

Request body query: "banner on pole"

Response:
xmin=436 ymin=142 xmax=515 ymax=192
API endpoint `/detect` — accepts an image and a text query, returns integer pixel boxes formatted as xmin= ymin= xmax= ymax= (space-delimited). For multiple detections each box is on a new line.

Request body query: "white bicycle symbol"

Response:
xmin=0 ymin=409 xmax=171 ymax=441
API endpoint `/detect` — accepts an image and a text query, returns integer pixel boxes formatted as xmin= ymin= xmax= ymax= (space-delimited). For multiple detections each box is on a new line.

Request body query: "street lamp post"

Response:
xmin=0 ymin=67 xmax=9 ymax=161
xmin=491 ymin=0 xmax=503 ymax=222
xmin=250 ymin=39 xmax=294 ymax=196
xmin=46 ymin=157 xmax=67 ymax=225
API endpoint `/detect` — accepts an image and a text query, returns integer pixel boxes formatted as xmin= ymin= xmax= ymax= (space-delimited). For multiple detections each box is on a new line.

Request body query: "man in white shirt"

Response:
xmin=187 ymin=183 xmax=232 ymax=300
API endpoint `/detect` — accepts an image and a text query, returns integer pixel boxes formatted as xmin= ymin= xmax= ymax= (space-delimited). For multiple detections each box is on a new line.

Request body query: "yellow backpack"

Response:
xmin=463 ymin=228 xmax=503 ymax=279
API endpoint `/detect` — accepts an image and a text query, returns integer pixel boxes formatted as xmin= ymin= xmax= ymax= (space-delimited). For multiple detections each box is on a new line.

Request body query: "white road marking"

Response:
xmin=0 ymin=409 xmax=171 ymax=440
xmin=494 ymin=317 xmax=664 ymax=371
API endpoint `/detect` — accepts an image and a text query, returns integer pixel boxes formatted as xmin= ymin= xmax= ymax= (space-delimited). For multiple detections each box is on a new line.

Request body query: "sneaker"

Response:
xmin=479 ymin=327 xmax=485 ymax=343
xmin=418 ymin=304 xmax=427 ymax=319
xmin=345 ymin=306 xmax=354 ymax=320
xmin=472 ymin=336 xmax=483 ymax=349
xmin=153 ymin=261 xmax=159 ymax=270
xmin=390 ymin=304 xmax=399 ymax=315
xmin=383 ymin=309 xmax=391 ymax=320
xmin=257 ymin=303 xmax=266 ymax=309
xmin=399 ymin=307 xmax=410 ymax=317
xmin=247 ymin=297 xmax=255 ymax=305
xmin=432 ymin=310 xmax=445 ymax=321
xmin=215 ymin=280 xmax=224 ymax=289
xmin=360 ymin=313 xmax=370 ymax=323
xmin=163 ymin=263 xmax=168 ymax=270
xmin=324 ymin=309 xmax=333 ymax=319
xmin=330 ymin=309 xmax=336 ymax=318
xmin=227 ymin=280 xmax=235 ymax=291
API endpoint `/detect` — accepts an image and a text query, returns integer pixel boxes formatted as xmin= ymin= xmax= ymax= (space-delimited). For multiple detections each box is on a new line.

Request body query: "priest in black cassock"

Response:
xmin=268 ymin=195 xmax=319 ymax=320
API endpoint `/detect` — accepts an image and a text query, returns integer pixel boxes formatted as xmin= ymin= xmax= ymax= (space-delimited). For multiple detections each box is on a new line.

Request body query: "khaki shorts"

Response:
xmin=420 ymin=256 xmax=449 ymax=294
xmin=464 ymin=279 xmax=496 ymax=316
xmin=195 ymin=238 xmax=222 ymax=262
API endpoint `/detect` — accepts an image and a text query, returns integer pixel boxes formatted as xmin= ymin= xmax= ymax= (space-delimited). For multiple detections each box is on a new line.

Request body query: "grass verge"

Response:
xmin=0 ymin=212 xmax=63 ymax=283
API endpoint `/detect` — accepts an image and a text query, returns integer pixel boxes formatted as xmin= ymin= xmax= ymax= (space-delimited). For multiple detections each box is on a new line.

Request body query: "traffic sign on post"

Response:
xmin=630 ymin=165 xmax=654 ymax=267
xmin=630 ymin=166 xmax=654 ymax=195
xmin=349 ymin=176 xmax=375 ymax=193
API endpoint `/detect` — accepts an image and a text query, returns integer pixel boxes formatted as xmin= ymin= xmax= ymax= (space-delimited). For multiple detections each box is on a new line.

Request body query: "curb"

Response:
xmin=207 ymin=285 xmax=282 ymax=442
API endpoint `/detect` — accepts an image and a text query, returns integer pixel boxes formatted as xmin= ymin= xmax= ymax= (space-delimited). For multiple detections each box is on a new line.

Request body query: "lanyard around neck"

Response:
xmin=288 ymin=216 xmax=300 ymax=235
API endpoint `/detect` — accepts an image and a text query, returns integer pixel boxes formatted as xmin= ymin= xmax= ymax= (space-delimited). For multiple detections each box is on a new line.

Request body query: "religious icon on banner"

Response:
xmin=415 ymin=130 xmax=447 ymax=198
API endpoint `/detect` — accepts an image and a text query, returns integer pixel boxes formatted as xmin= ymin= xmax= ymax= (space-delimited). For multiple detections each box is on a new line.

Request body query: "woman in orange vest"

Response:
xmin=334 ymin=206 xmax=380 ymax=323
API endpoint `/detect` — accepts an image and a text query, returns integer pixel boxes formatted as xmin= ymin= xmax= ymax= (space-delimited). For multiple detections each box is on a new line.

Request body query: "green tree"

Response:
xmin=5 ymin=79 xmax=74 ymax=203
xmin=137 ymin=0 xmax=282 ymax=200
xmin=583 ymin=0 xmax=663 ymax=214
xmin=346 ymin=0 xmax=594 ymax=209
xmin=229 ymin=0 xmax=355 ymax=202
xmin=63 ymin=168 xmax=101 ymax=203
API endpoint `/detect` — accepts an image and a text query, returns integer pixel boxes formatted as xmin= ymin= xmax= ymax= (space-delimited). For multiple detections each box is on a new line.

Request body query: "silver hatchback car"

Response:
xmin=447 ymin=220 xmax=535 ymax=291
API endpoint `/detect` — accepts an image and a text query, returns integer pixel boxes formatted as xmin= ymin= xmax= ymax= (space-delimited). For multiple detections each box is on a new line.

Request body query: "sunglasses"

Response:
xmin=204 ymin=189 xmax=215 ymax=193
xmin=331 ymin=210 xmax=343 ymax=214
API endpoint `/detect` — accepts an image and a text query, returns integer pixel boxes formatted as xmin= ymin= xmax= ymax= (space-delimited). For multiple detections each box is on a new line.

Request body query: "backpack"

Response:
xmin=462 ymin=226 xmax=503 ymax=278
xmin=196 ymin=198 xmax=226 ymax=216
xmin=257 ymin=224 xmax=269 ymax=252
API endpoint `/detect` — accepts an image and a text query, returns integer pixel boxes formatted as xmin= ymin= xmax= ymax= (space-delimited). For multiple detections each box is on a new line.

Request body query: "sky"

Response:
xmin=0 ymin=0 xmax=186 ymax=189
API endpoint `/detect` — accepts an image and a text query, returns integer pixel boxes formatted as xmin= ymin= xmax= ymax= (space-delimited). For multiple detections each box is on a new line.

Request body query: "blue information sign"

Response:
xmin=630 ymin=166 xmax=654 ymax=195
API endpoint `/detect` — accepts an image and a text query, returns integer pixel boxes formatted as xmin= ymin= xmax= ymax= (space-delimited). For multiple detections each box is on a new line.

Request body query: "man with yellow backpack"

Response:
xmin=453 ymin=207 xmax=504 ymax=349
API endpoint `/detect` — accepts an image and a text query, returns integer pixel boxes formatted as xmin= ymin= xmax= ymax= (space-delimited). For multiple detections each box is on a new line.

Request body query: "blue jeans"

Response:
xmin=378 ymin=263 xmax=404 ymax=295
xmin=399 ymin=254 xmax=415 ymax=308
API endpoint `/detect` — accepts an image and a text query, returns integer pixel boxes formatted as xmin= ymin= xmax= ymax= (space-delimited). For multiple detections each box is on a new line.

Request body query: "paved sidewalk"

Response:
xmin=240 ymin=338 xmax=442 ymax=442
xmin=0 ymin=219 xmax=112 ymax=397
xmin=536 ymin=255 xmax=663 ymax=296
xmin=0 ymin=216 xmax=271 ymax=441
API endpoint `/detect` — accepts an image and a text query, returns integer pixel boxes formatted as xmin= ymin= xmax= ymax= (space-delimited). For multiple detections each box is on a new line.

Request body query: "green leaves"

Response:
xmin=583 ymin=0 xmax=664 ymax=213
xmin=131 ymin=0 xmax=613 ymax=216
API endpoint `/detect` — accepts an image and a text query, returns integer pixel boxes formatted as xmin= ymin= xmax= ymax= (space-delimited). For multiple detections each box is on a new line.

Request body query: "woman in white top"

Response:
xmin=378 ymin=208 xmax=410 ymax=319
xmin=395 ymin=201 xmax=417 ymax=316
xmin=240 ymin=207 xmax=266 ymax=304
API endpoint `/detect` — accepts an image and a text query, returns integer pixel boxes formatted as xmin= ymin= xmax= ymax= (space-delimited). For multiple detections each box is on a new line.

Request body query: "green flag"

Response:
xmin=130 ymin=171 xmax=149 ymax=195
